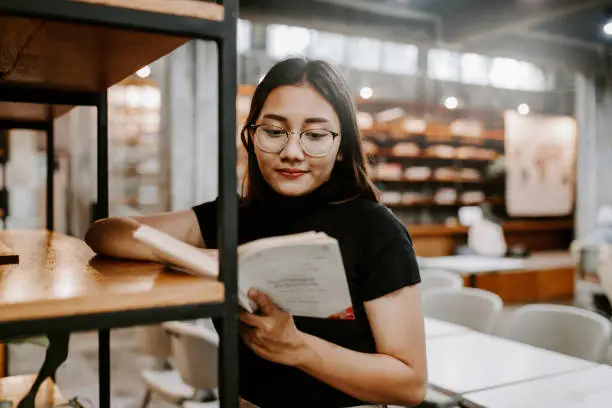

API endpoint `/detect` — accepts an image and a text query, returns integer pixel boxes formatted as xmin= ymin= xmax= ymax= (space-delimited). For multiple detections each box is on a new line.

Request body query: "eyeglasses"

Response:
xmin=250 ymin=124 xmax=339 ymax=157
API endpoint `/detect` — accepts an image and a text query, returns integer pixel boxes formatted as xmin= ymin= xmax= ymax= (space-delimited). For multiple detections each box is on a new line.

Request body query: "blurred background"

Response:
xmin=4 ymin=0 xmax=612 ymax=407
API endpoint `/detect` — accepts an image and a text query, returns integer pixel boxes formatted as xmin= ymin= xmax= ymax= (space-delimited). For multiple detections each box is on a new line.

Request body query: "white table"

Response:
xmin=418 ymin=255 xmax=526 ymax=274
xmin=426 ymin=331 xmax=596 ymax=396
xmin=462 ymin=364 xmax=612 ymax=408
xmin=424 ymin=318 xmax=471 ymax=338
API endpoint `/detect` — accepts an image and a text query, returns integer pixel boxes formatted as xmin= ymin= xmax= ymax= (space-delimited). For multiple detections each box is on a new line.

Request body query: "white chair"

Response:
xmin=140 ymin=321 xmax=219 ymax=408
xmin=134 ymin=325 xmax=173 ymax=369
xmin=422 ymin=287 xmax=503 ymax=333
xmin=420 ymin=269 xmax=464 ymax=292
xmin=505 ymin=304 xmax=612 ymax=362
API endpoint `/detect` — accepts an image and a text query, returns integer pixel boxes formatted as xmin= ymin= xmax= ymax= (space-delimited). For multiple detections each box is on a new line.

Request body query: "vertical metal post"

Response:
xmin=46 ymin=121 xmax=54 ymax=231
xmin=217 ymin=1 xmax=239 ymax=407
xmin=2 ymin=344 xmax=8 ymax=377
xmin=96 ymin=90 xmax=111 ymax=408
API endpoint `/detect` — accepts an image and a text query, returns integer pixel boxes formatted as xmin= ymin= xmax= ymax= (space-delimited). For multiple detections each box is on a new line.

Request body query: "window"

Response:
xmin=266 ymin=24 xmax=311 ymax=60
xmin=427 ymin=48 xmax=460 ymax=81
xmin=382 ymin=42 xmax=419 ymax=75
xmin=237 ymin=19 xmax=252 ymax=55
xmin=489 ymin=57 xmax=521 ymax=89
xmin=347 ymin=37 xmax=381 ymax=71
xmin=310 ymin=30 xmax=346 ymax=64
xmin=489 ymin=58 xmax=548 ymax=91
xmin=516 ymin=61 xmax=547 ymax=91
xmin=461 ymin=53 xmax=489 ymax=86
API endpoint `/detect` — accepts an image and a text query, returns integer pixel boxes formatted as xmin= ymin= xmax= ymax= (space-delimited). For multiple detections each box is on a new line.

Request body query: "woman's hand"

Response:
xmin=239 ymin=289 xmax=311 ymax=367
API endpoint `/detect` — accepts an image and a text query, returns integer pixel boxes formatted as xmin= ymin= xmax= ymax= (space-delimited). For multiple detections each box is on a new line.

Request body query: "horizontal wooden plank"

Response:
xmin=0 ymin=102 xmax=72 ymax=122
xmin=72 ymin=0 xmax=224 ymax=20
xmin=0 ymin=11 xmax=192 ymax=120
xmin=0 ymin=230 xmax=223 ymax=323
xmin=408 ymin=220 xmax=574 ymax=237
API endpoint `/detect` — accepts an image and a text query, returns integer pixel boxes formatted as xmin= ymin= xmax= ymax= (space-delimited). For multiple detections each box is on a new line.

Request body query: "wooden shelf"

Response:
xmin=371 ymin=150 xmax=497 ymax=162
xmin=385 ymin=197 xmax=503 ymax=208
xmin=408 ymin=220 xmax=574 ymax=257
xmin=0 ymin=0 xmax=223 ymax=121
xmin=373 ymin=178 xmax=482 ymax=184
xmin=0 ymin=375 xmax=67 ymax=408
xmin=0 ymin=230 xmax=224 ymax=323
xmin=408 ymin=220 xmax=574 ymax=237
xmin=73 ymin=0 xmax=224 ymax=20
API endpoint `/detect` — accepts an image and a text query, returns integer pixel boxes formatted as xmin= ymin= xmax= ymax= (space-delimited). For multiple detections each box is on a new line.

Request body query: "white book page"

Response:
xmin=132 ymin=225 xmax=219 ymax=278
xmin=239 ymin=239 xmax=353 ymax=318
xmin=237 ymin=231 xmax=328 ymax=259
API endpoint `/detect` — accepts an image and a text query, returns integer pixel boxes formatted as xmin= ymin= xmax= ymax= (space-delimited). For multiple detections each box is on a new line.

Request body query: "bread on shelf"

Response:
xmin=433 ymin=167 xmax=459 ymax=181
xmin=401 ymin=192 xmax=431 ymax=205
xmin=374 ymin=163 xmax=403 ymax=180
xmin=455 ymin=145 xmax=478 ymax=159
xmin=362 ymin=140 xmax=379 ymax=155
xmin=357 ymin=112 xmax=374 ymax=130
xmin=404 ymin=166 xmax=432 ymax=181
xmin=460 ymin=191 xmax=486 ymax=205
xmin=434 ymin=188 xmax=457 ymax=205
xmin=449 ymin=119 xmax=483 ymax=138
xmin=391 ymin=142 xmax=421 ymax=157
xmin=380 ymin=191 xmax=402 ymax=205
xmin=456 ymin=146 xmax=499 ymax=160
xmin=458 ymin=168 xmax=482 ymax=181
xmin=425 ymin=144 xmax=455 ymax=159
xmin=403 ymin=118 xmax=427 ymax=134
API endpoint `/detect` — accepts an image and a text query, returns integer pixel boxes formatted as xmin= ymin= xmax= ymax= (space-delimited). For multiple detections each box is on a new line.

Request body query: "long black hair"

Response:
xmin=240 ymin=57 xmax=378 ymax=204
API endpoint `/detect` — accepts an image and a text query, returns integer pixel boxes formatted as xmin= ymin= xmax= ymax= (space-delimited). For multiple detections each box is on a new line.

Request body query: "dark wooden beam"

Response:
xmin=443 ymin=0 xmax=610 ymax=45
xmin=239 ymin=0 xmax=437 ymax=43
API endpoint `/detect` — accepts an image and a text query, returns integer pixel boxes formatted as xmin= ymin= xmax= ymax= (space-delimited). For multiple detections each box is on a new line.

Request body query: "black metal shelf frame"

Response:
xmin=0 ymin=1 xmax=239 ymax=407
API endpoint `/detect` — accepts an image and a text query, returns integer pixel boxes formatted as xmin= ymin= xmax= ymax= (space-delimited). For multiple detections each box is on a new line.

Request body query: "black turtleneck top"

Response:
xmin=192 ymin=177 xmax=421 ymax=408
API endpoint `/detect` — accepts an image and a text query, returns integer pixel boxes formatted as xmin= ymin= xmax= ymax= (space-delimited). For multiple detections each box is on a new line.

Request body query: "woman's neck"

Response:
xmin=249 ymin=173 xmax=357 ymax=214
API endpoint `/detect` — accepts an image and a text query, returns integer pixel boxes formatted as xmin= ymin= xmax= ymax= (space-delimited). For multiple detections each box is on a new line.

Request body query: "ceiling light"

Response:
xmin=604 ymin=21 xmax=612 ymax=36
xmin=518 ymin=103 xmax=530 ymax=115
xmin=136 ymin=65 xmax=151 ymax=78
xmin=360 ymin=86 xmax=373 ymax=99
xmin=444 ymin=96 xmax=459 ymax=110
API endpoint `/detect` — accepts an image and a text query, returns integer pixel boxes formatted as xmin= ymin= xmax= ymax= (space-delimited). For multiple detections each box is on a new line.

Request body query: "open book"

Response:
xmin=132 ymin=225 xmax=355 ymax=319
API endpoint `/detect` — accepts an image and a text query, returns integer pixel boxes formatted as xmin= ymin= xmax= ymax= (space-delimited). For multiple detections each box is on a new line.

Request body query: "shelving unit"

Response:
xmin=0 ymin=1 xmax=239 ymax=407
xmin=356 ymin=99 xmax=506 ymax=225
xmin=108 ymin=76 xmax=164 ymax=214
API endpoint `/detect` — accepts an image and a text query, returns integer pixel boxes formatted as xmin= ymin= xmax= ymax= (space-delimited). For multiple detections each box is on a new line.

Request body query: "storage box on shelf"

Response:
xmin=0 ymin=1 xmax=238 ymax=406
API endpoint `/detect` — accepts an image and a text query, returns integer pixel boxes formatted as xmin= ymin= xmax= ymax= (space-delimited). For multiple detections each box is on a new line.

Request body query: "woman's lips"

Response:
xmin=276 ymin=169 xmax=308 ymax=179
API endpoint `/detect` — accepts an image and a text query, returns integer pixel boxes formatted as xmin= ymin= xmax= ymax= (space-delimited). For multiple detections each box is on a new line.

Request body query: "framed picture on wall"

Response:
xmin=505 ymin=111 xmax=577 ymax=217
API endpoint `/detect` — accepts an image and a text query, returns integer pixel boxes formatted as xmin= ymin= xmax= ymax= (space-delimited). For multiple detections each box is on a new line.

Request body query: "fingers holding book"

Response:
xmin=239 ymin=288 xmax=311 ymax=367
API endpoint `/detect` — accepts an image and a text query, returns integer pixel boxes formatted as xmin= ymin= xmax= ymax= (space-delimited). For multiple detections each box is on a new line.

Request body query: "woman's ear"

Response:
xmin=336 ymin=151 xmax=343 ymax=162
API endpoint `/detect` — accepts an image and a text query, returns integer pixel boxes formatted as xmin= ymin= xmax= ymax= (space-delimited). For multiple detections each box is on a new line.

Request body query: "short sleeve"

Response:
xmin=360 ymin=205 xmax=421 ymax=301
xmin=192 ymin=197 xmax=219 ymax=249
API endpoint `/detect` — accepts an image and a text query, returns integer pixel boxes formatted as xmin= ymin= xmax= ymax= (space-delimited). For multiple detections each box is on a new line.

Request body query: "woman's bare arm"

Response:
xmin=294 ymin=284 xmax=428 ymax=406
xmin=84 ymin=210 xmax=204 ymax=261
xmin=240 ymin=284 xmax=428 ymax=406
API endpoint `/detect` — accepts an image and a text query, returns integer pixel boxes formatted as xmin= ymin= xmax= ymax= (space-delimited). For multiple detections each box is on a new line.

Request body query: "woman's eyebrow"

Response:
xmin=262 ymin=113 xmax=287 ymax=122
xmin=262 ymin=114 xmax=330 ymax=125
xmin=304 ymin=117 xmax=330 ymax=124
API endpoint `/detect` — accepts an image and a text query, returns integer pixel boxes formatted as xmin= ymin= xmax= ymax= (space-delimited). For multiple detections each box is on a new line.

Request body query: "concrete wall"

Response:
xmin=575 ymin=73 xmax=612 ymax=240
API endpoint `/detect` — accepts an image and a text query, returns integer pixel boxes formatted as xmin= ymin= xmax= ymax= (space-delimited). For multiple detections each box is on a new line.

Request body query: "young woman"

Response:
xmin=85 ymin=57 xmax=427 ymax=408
